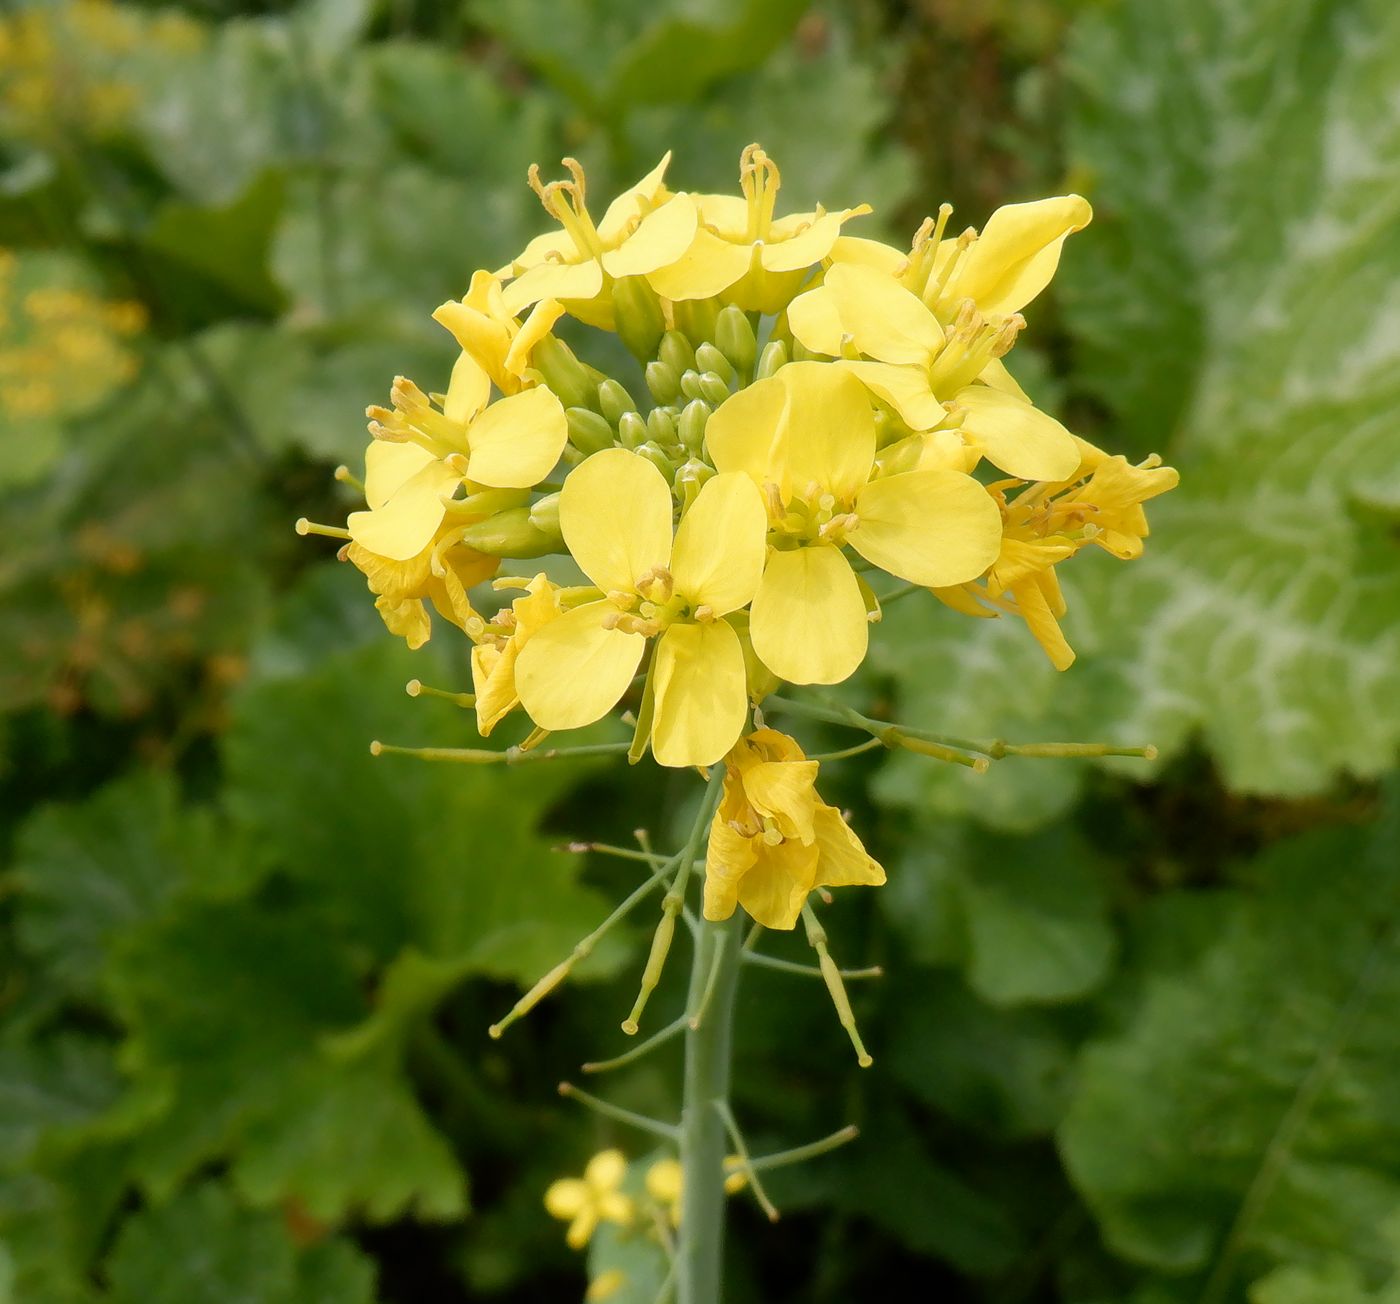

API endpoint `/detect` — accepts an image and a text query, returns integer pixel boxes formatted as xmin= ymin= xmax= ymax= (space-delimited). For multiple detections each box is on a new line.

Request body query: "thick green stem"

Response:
xmin=678 ymin=913 xmax=743 ymax=1304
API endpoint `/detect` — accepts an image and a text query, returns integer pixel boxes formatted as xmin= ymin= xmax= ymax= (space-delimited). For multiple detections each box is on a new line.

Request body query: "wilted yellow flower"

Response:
xmin=544 ymin=1150 xmax=634 ymax=1250
xmin=500 ymin=154 xmax=694 ymax=328
xmin=648 ymin=144 xmax=871 ymax=314
xmin=705 ymin=362 xmax=1001 ymax=684
xmin=515 ymin=448 xmax=767 ymax=767
xmin=704 ymin=729 xmax=884 ymax=930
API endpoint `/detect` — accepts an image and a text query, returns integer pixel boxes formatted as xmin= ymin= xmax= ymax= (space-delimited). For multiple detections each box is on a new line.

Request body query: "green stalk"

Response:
xmin=678 ymin=912 xmax=743 ymax=1304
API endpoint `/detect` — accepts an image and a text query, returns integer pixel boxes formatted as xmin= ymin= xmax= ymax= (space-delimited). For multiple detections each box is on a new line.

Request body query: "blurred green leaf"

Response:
xmin=105 ymin=1180 xmax=378 ymax=1304
xmin=1060 ymin=785 xmax=1400 ymax=1283
xmin=0 ymin=1037 xmax=122 ymax=1169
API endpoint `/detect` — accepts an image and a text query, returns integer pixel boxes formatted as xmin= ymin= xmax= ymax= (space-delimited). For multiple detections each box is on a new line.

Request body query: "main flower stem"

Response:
xmin=678 ymin=912 xmax=742 ymax=1304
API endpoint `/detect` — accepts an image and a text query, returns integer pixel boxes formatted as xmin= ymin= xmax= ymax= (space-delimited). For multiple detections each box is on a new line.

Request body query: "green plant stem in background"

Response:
xmin=679 ymin=912 xmax=743 ymax=1304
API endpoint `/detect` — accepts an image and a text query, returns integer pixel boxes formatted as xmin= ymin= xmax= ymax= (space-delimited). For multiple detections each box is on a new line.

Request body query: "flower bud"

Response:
xmin=598 ymin=379 xmax=639 ymax=429
xmin=647 ymin=406 xmax=679 ymax=449
xmin=567 ymin=406 xmax=615 ymax=455
xmin=529 ymin=492 xmax=561 ymax=537
xmin=531 ymin=336 xmax=597 ymax=410
xmin=678 ymin=398 xmax=710 ymax=456
xmin=634 ymin=441 xmax=676 ymax=479
xmin=645 ymin=360 xmax=682 ymax=405
xmin=694 ymin=342 xmax=734 ymax=385
xmin=790 ymin=337 xmax=818 ymax=364
xmin=658 ymin=329 xmax=695 ymax=376
xmin=612 ymin=275 xmax=665 ymax=363
xmin=675 ymin=457 xmax=715 ymax=512
xmin=679 ymin=369 xmax=706 ymax=402
xmin=756 ymin=339 xmax=788 ymax=380
xmin=617 ymin=411 xmax=648 ymax=450
xmin=697 ymin=371 xmax=730 ymax=406
xmin=673 ymin=297 xmax=719 ymax=346
xmin=459 ymin=507 xmax=559 ymax=558
xmin=714 ymin=306 xmax=757 ymax=375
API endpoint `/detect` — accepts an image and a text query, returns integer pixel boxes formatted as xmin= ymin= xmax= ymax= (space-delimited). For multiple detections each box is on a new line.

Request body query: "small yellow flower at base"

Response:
xmin=514 ymin=448 xmax=768 ymax=767
xmin=704 ymin=730 xmax=885 ymax=931
xmin=544 ymin=1150 xmax=634 ymax=1251
xmin=645 ymin=1156 xmax=746 ymax=1228
xmin=586 ymin=1269 xmax=628 ymax=1301
xmin=470 ymin=574 xmax=565 ymax=736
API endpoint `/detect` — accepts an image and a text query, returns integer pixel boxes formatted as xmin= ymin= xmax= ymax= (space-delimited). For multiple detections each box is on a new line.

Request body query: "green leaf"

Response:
xmin=105 ymin=1180 xmax=377 ymax=1304
xmin=0 ymin=1036 xmax=123 ymax=1169
xmin=470 ymin=0 xmax=809 ymax=119
xmin=12 ymin=771 xmax=244 ymax=1002
xmin=1059 ymin=785 xmax=1400 ymax=1283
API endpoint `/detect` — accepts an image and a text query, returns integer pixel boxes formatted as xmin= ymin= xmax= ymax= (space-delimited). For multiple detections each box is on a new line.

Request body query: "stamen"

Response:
xmin=333 ymin=464 xmax=364 ymax=492
xmin=295 ymin=518 xmax=350 ymax=540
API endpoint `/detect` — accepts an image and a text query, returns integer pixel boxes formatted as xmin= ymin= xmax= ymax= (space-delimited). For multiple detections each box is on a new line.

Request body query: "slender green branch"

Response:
xmin=582 ymin=1015 xmax=688 ymax=1074
xmin=741 ymin=951 xmax=883 ymax=981
xmin=371 ymin=740 xmax=630 ymax=764
xmin=807 ymin=737 xmax=885 ymax=763
xmin=715 ymin=1100 xmax=779 ymax=1222
xmin=557 ymin=1082 xmax=678 ymax=1141
xmin=802 ymin=904 xmax=873 ymax=1068
xmin=746 ymin=1124 xmax=861 ymax=1173
xmin=687 ymin=932 xmax=731 ymax=1030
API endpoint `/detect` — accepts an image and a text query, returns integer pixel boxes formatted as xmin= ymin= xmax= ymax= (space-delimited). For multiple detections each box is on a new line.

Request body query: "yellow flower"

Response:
xmin=432 ymin=269 xmax=564 ymax=395
xmin=544 ymin=1150 xmax=634 ymax=1250
xmin=644 ymin=1155 xmax=745 ymax=1227
xmin=515 ymin=449 xmax=767 ymax=767
xmin=469 ymin=573 xmax=565 ymax=736
xmin=499 ymin=153 xmax=696 ymax=328
xmin=939 ymin=442 xmax=1179 ymax=669
xmin=704 ymin=729 xmax=884 ymax=930
xmin=586 ymin=1270 xmax=628 ymax=1302
xmin=788 ymin=263 xmax=1081 ymax=482
xmin=704 ymin=361 xmax=1001 ymax=684
xmin=347 ymin=363 xmax=565 ymax=562
xmin=647 ymin=144 xmax=871 ymax=315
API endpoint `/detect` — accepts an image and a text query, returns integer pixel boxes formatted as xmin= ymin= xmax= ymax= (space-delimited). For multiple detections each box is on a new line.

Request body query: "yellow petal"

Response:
xmin=787 ymin=284 xmax=847 ymax=357
xmin=514 ymin=601 xmax=645 ymax=730
xmin=954 ymin=385 xmax=1080 ymax=481
xmin=544 ymin=1178 xmax=588 ymax=1220
xmin=703 ymin=816 xmax=758 ymax=923
xmin=749 ymin=546 xmax=868 ymax=685
xmin=837 ymin=360 xmax=944 ymax=430
xmin=670 ymin=473 xmax=767 ymax=615
xmin=742 ymin=759 xmax=819 ymax=843
xmin=443 ymin=350 xmax=490 ymax=424
xmin=508 ymin=229 xmax=576 ymax=275
xmin=736 ymin=838 xmax=820 ymax=930
xmin=823 ymin=263 xmax=943 ymax=365
xmin=977 ymin=355 xmax=1029 ymax=402
xmin=347 ymin=460 xmax=460 ymax=561
xmin=760 ymin=205 xmax=871 ymax=273
xmin=503 ymin=299 xmax=566 ymax=384
xmin=433 ymin=299 xmax=511 ymax=386
xmin=650 ymin=621 xmax=749 ymax=768
xmin=704 ymin=377 xmax=787 ymax=487
xmin=811 ymin=805 xmax=885 ymax=889
xmin=502 ymin=259 xmax=604 ymax=316
xmin=465 ymin=387 xmax=567 ymax=489
xmin=363 ymin=440 xmax=435 ymax=511
xmin=851 ymin=469 xmax=1002 ymax=586
xmin=585 ymin=1149 xmax=628 ymax=1191
xmin=602 ymin=195 xmax=698 ymax=277
xmin=559 ymin=448 xmax=674 ymax=593
xmin=596 ymin=151 xmax=673 ymax=243
xmin=826 ymin=234 xmax=907 ymax=275
xmin=1011 ymin=576 xmax=1075 ymax=670
xmin=955 ymin=194 xmax=1092 ymax=316
xmin=777 ymin=362 xmax=875 ymax=501
xmin=645 ymin=225 xmax=754 ymax=302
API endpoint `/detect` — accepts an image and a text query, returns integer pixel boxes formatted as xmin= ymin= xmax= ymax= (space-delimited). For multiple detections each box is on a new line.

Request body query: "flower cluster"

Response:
xmin=314 ymin=145 xmax=1176 ymax=929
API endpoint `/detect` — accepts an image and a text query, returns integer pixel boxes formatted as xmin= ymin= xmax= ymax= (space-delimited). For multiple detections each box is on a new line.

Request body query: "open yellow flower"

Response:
xmin=647 ymin=144 xmax=871 ymax=314
xmin=704 ymin=729 xmax=884 ymax=930
xmin=704 ymin=362 xmax=1001 ymax=684
xmin=788 ymin=263 xmax=1081 ymax=482
xmin=347 ymin=364 xmax=566 ymax=562
xmin=544 ymin=1150 xmax=634 ymax=1250
xmin=499 ymin=154 xmax=696 ymax=328
xmin=469 ymin=573 xmax=565 ymax=736
xmin=514 ymin=448 xmax=767 ymax=767
xmin=431 ymin=269 xmax=564 ymax=396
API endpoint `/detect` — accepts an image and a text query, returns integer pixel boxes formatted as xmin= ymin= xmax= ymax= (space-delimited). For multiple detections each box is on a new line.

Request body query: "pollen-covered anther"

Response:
xmin=634 ymin=566 xmax=674 ymax=604
xmin=818 ymin=512 xmax=859 ymax=543
xmin=692 ymin=604 xmax=716 ymax=624
xmin=762 ymin=482 xmax=785 ymax=519
xmin=992 ymin=313 xmax=1026 ymax=357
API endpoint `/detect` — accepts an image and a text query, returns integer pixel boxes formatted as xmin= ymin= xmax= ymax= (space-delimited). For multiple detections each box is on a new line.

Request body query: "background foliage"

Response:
xmin=2 ymin=0 xmax=1398 ymax=1300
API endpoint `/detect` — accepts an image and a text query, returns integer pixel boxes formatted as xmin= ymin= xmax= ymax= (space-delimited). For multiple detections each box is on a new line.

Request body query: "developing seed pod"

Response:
xmin=617 ymin=411 xmax=648 ymax=450
xmin=694 ymin=342 xmax=734 ymax=386
xmin=598 ymin=379 xmax=639 ymax=428
xmin=567 ymin=407 xmax=615 ymax=455
xmin=646 ymin=359 xmax=682 ymax=405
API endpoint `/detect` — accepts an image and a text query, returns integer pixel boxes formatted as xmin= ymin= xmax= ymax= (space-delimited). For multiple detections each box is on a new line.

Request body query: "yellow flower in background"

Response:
xmin=499 ymin=153 xmax=695 ymax=327
xmin=515 ymin=449 xmax=767 ymax=767
xmin=544 ymin=1150 xmax=634 ymax=1250
xmin=470 ymin=573 xmax=565 ymax=736
xmin=432 ymin=269 xmax=564 ymax=396
xmin=645 ymin=1155 xmax=746 ymax=1227
xmin=704 ymin=729 xmax=884 ymax=930
xmin=705 ymin=362 xmax=1001 ymax=684
xmin=788 ymin=263 xmax=1081 ymax=482
xmin=348 ymin=363 xmax=565 ymax=561
xmin=586 ymin=1270 xmax=628 ymax=1302
xmin=648 ymin=144 xmax=871 ymax=314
